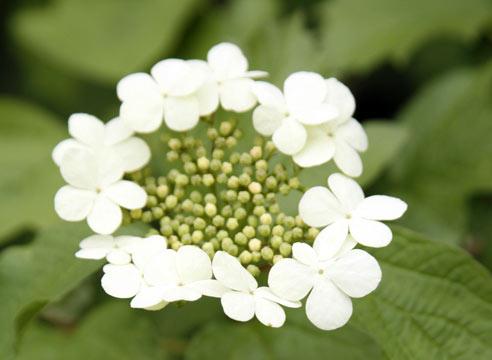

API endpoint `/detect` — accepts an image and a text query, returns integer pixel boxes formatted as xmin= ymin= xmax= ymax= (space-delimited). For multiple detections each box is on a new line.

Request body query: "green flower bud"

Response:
xmin=225 ymin=136 xmax=237 ymax=148
xmin=307 ymin=227 xmax=320 ymax=240
xmin=204 ymin=224 xmax=217 ymax=237
xmin=239 ymin=173 xmax=251 ymax=186
xmin=185 ymin=216 xmax=195 ymax=226
xmin=234 ymin=232 xmax=248 ymax=246
xmin=219 ymin=121 xmax=233 ymax=136
xmin=283 ymin=216 xmax=296 ymax=228
xmin=270 ymin=235 xmax=282 ymax=249
xmin=130 ymin=208 xmax=142 ymax=220
xmin=192 ymin=230 xmax=204 ymax=244
xmin=225 ymin=190 xmax=237 ymax=203
xmin=279 ymin=184 xmax=290 ymax=195
xmin=233 ymin=129 xmax=242 ymax=139
xmin=265 ymin=176 xmax=278 ymax=190
xmin=181 ymin=153 xmax=192 ymax=163
xmin=204 ymin=203 xmax=217 ymax=217
xmin=283 ymin=230 xmax=293 ymax=243
xmin=217 ymin=173 xmax=228 ymax=184
xmin=156 ymin=185 xmax=169 ymax=199
xmin=273 ymin=255 xmax=283 ymax=264
xmin=151 ymin=207 xmax=164 ymax=219
xmin=227 ymin=244 xmax=239 ymax=256
xmin=210 ymin=159 xmax=221 ymax=172
xmin=260 ymin=213 xmax=272 ymax=225
xmin=247 ymin=215 xmax=258 ymax=227
xmin=234 ymin=207 xmax=247 ymax=220
xmin=268 ymin=203 xmax=280 ymax=214
xmin=147 ymin=195 xmax=158 ymax=207
xmin=253 ymin=206 xmax=266 ymax=217
xmin=207 ymin=128 xmax=219 ymax=140
xmin=227 ymin=176 xmax=240 ymax=189
xmin=204 ymin=193 xmax=217 ymax=204
xmin=248 ymin=181 xmax=262 ymax=194
xmin=182 ymin=199 xmax=194 ymax=212
xmin=168 ymin=138 xmax=182 ymax=150
xmin=166 ymin=150 xmax=179 ymax=162
xmin=202 ymin=174 xmax=215 ymax=186
xmin=238 ymin=153 xmax=252 ymax=166
xmin=184 ymin=162 xmax=197 ymax=175
xmin=142 ymin=211 xmax=153 ymax=223
xmin=249 ymin=146 xmax=262 ymax=160
xmin=248 ymin=238 xmax=262 ymax=252
xmin=229 ymin=152 xmax=240 ymax=164
xmin=226 ymin=218 xmax=239 ymax=231
xmin=197 ymin=157 xmax=210 ymax=171
xmin=190 ymin=174 xmax=202 ymax=185
xmin=178 ymin=224 xmax=190 ymax=237
xmin=247 ymin=264 xmax=260 ymax=277
xmin=174 ymin=187 xmax=185 ymax=199
xmin=252 ymin=194 xmax=264 ymax=206
xmin=165 ymin=195 xmax=178 ymax=209
xmin=221 ymin=161 xmax=233 ymax=174
xmin=239 ymin=250 xmax=252 ymax=265
xmin=217 ymin=229 xmax=229 ymax=241
xmin=183 ymin=136 xmax=195 ymax=148
xmin=210 ymin=238 xmax=220 ymax=250
xmin=190 ymin=190 xmax=203 ymax=203
xmin=251 ymin=251 xmax=261 ymax=263
xmin=221 ymin=205 xmax=233 ymax=217
xmin=181 ymin=233 xmax=192 ymax=245
xmin=196 ymin=146 xmax=207 ymax=158
xmin=243 ymin=225 xmax=256 ymax=238
xmin=170 ymin=219 xmax=180 ymax=232
xmin=289 ymin=177 xmax=301 ymax=190
xmin=238 ymin=191 xmax=251 ymax=203
xmin=261 ymin=246 xmax=274 ymax=261
xmin=193 ymin=204 xmax=204 ymax=217
xmin=292 ymin=227 xmax=304 ymax=240
xmin=221 ymin=237 xmax=233 ymax=251
xmin=171 ymin=241 xmax=182 ymax=250
xmin=212 ymin=215 xmax=225 ymax=227
xmin=202 ymin=242 xmax=215 ymax=257
xmin=258 ymin=224 xmax=271 ymax=237
xmin=160 ymin=224 xmax=173 ymax=237
xmin=272 ymin=225 xmax=284 ymax=236
xmin=279 ymin=242 xmax=292 ymax=257
xmin=212 ymin=149 xmax=224 ymax=160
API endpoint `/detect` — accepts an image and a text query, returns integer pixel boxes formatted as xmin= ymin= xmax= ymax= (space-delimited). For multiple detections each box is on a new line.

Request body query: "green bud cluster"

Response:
xmin=127 ymin=120 xmax=318 ymax=277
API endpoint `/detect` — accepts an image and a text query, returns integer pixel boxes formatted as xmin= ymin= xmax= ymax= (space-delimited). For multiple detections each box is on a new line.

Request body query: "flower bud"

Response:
xmin=247 ymin=264 xmax=260 ymax=277
xmin=239 ymin=250 xmax=252 ymax=265
xmin=242 ymin=225 xmax=256 ymax=238
xmin=261 ymin=246 xmax=274 ymax=261
xmin=226 ymin=218 xmax=239 ymax=231
xmin=197 ymin=157 xmax=210 ymax=171
xmin=204 ymin=203 xmax=217 ymax=217
xmin=270 ymin=235 xmax=282 ymax=249
xmin=260 ymin=213 xmax=272 ymax=225
xmin=165 ymin=195 xmax=178 ymax=209
xmin=168 ymin=138 xmax=182 ymax=150
xmin=238 ymin=191 xmax=251 ymax=203
xmin=192 ymin=230 xmax=204 ymax=244
xmin=234 ymin=232 xmax=248 ymax=246
xmin=202 ymin=174 xmax=215 ymax=186
xmin=212 ymin=215 xmax=225 ymax=227
xmin=273 ymin=255 xmax=283 ymax=264
xmin=248 ymin=181 xmax=262 ymax=194
xmin=248 ymin=238 xmax=262 ymax=251
xmin=279 ymin=242 xmax=292 ymax=257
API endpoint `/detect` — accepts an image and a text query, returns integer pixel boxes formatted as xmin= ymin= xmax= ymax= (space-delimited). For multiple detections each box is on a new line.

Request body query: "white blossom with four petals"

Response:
xmin=195 ymin=251 xmax=301 ymax=327
xmin=299 ymin=173 xmax=407 ymax=247
xmin=52 ymin=113 xmax=151 ymax=172
xmin=54 ymin=147 xmax=147 ymax=234
xmin=269 ymin=232 xmax=382 ymax=330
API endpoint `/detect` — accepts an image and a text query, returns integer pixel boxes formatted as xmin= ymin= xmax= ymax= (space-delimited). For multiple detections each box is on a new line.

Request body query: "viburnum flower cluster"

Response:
xmin=52 ymin=43 xmax=407 ymax=330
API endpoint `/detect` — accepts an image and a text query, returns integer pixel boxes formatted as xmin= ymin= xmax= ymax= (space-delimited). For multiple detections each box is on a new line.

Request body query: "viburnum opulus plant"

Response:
xmin=52 ymin=43 xmax=407 ymax=330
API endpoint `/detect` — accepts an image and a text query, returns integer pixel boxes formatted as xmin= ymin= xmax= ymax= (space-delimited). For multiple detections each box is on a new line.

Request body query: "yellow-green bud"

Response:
xmin=234 ymin=232 xmax=248 ymax=246
xmin=249 ymin=146 xmax=262 ymax=160
xmin=230 ymin=152 xmax=240 ymax=164
xmin=221 ymin=162 xmax=233 ymax=174
xmin=190 ymin=191 xmax=202 ymax=203
xmin=147 ymin=195 xmax=158 ymax=207
xmin=227 ymin=176 xmax=240 ymax=189
xmin=234 ymin=207 xmax=247 ymax=220
xmin=251 ymin=251 xmax=261 ymax=263
xmin=191 ymin=175 xmax=202 ymax=185
xmin=202 ymin=242 xmax=215 ymax=257
xmin=248 ymin=238 xmax=262 ymax=252
xmin=160 ymin=224 xmax=173 ymax=237
xmin=283 ymin=230 xmax=293 ymax=243
xmin=292 ymin=227 xmax=304 ymax=240
xmin=273 ymin=255 xmax=283 ymax=264
xmin=204 ymin=203 xmax=217 ymax=217
xmin=217 ymin=173 xmax=228 ymax=184
xmin=142 ymin=211 xmax=153 ymax=223
xmin=260 ymin=213 xmax=273 ymax=225
xmin=168 ymin=138 xmax=182 ymax=150
xmin=166 ymin=151 xmax=179 ymax=162
xmin=156 ymin=185 xmax=169 ymax=198
xmin=181 ymin=233 xmax=192 ymax=245
xmin=196 ymin=146 xmax=207 ymax=158
xmin=247 ymin=215 xmax=258 ymax=227
xmin=219 ymin=121 xmax=233 ymax=136
xmin=239 ymin=250 xmax=252 ymax=265
xmin=225 ymin=136 xmax=237 ymax=148
xmin=240 ymin=153 xmax=253 ymax=166
xmin=270 ymin=235 xmax=282 ymax=249
xmin=279 ymin=184 xmax=290 ymax=195
xmin=178 ymin=224 xmax=190 ymax=236
xmin=212 ymin=215 xmax=225 ymax=227
xmin=212 ymin=149 xmax=224 ymax=160
xmin=182 ymin=199 xmax=193 ymax=212
xmin=289 ymin=177 xmax=301 ymax=189
xmin=248 ymin=182 xmax=262 ymax=194
xmin=279 ymin=242 xmax=292 ymax=257
xmin=243 ymin=225 xmax=256 ymax=238
xmin=239 ymin=173 xmax=251 ymax=186
xmin=151 ymin=207 xmax=164 ymax=219
xmin=193 ymin=204 xmax=204 ymax=217
xmin=225 ymin=190 xmax=237 ymax=202
xmin=210 ymin=159 xmax=221 ymax=172
xmin=269 ymin=204 xmax=280 ymax=214
xmin=165 ymin=195 xmax=178 ymax=209
xmin=261 ymin=246 xmax=274 ymax=261
xmin=205 ymin=225 xmax=217 ymax=237
xmin=247 ymin=264 xmax=260 ymax=277
xmin=130 ymin=209 xmax=142 ymax=220
xmin=265 ymin=176 xmax=278 ymax=190
xmin=197 ymin=157 xmax=210 ymax=171
xmin=283 ymin=216 xmax=295 ymax=228
xmin=272 ymin=225 xmax=284 ymax=236
xmin=226 ymin=218 xmax=239 ymax=231
xmin=227 ymin=244 xmax=239 ymax=256
xmin=184 ymin=162 xmax=197 ymax=175
xmin=202 ymin=174 xmax=215 ymax=186
xmin=192 ymin=230 xmax=204 ymax=244
xmin=307 ymin=227 xmax=320 ymax=240
xmin=210 ymin=238 xmax=220 ymax=250
xmin=253 ymin=206 xmax=266 ymax=217
xmin=217 ymin=230 xmax=229 ymax=241
xmin=207 ymin=128 xmax=218 ymax=140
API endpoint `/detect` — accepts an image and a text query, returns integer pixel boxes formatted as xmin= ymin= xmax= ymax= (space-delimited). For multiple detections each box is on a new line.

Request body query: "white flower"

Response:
xmin=99 ymin=235 xmax=169 ymax=311
xmin=292 ymin=118 xmax=367 ymax=176
xmin=207 ymin=42 xmax=267 ymax=112
xmin=195 ymin=251 xmax=301 ymax=327
xmin=268 ymin=231 xmax=382 ymax=330
xmin=299 ymin=173 xmax=407 ymax=248
xmin=75 ymin=234 xmax=166 ymax=265
xmin=52 ymin=113 xmax=151 ymax=173
xmin=117 ymin=59 xmax=218 ymax=133
xmin=140 ymin=245 xmax=214 ymax=302
xmin=54 ymin=147 xmax=147 ymax=234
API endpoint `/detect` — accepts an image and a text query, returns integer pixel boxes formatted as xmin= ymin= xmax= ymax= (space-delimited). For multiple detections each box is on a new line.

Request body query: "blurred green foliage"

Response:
xmin=0 ymin=0 xmax=491 ymax=359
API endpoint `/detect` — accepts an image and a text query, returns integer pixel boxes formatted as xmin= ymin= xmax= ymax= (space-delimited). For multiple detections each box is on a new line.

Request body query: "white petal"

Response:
xmin=130 ymin=285 xmax=167 ymax=309
xmin=294 ymin=103 xmax=339 ymax=125
xmin=306 ymin=279 xmax=353 ymax=330
xmin=255 ymin=287 xmax=301 ymax=308
xmin=59 ymin=148 xmax=98 ymax=189
xmin=151 ymin=59 xmax=204 ymax=97
xmin=94 ymin=150 xmax=125 ymax=189
xmin=252 ymin=81 xmax=287 ymax=111
xmin=131 ymin=236 xmax=168 ymax=270
xmin=195 ymin=80 xmax=219 ymax=116
xmin=103 ymin=180 xmax=146 ymax=210
xmin=113 ymin=235 xmax=142 ymax=253
xmin=104 ymin=117 xmax=133 ymax=146
xmin=219 ymin=78 xmax=256 ymax=112
xmin=212 ymin=251 xmax=257 ymax=292
xmin=163 ymin=96 xmax=200 ymax=132
xmin=120 ymin=95 xmax=164 ymax=133
xmin=106 ymin=249 xmax=131 ymax=265
xmin=143 ymin=250 xmax=179 ymax=286
xmin=255 ymin=298 xmax=286 ymax=327
xmin=79 ymin=234 xmax=114 ymax=249
xmin=272 ymin=117 xmax=307 ymax=155
xmin=292 ymin=242 xmax=318 ymax=266
xmin=244 ymin=70 xmax=268 ymax=79
xmin=207 ymin=42 xmax=248 ymax=80
xmin=313 ymin=221 xmax=350 ymax=261
xmin=333 ymin=140 xmax=363 ymax=177
xmin=75 ymin=248 xmax=109 ymax=260
xmin=335 ymin=118 xmax=367 ymax=152
xmin=354 ymin=195 xmax=408 ymax=221
xmin=349 ymin=218 xmax=392 ymax=247
xmin=144 ymin=302 xmax=168 ymax=311
xmin=327 ymin=249 xmax=382 ymax=298
xmin=68 ymin=113 xmax=105 ymax=146
xmin=298 ymin=186 xmax=343 ymax=227
xmin=52 ymin=139 xmax=84 ymax=166
xmin=161 ymin=284 xmax=202 ymax=302
xmin=268 ymin=259 xmax=314 ymax=302
xmin=55 ymin=186 xmax=96 ymax=221
xmin=221 ymin=291 xmax=255 ymax=322
xmin=334 ymin=236 xmax=358 ymax=258
xmin=87 ymin=196 xmax=122 ymax=235
xmin=101 ymin=264 xmax=142 ymax=299
xmin=112 ymin=137 xmax=151 ymax=172
xmin=176 ymin=245 xmax=212 ymax=284
xmin=328 ymin=173 xmax=365 ymax=213
xmin=284 ymin=72 xmax=327 ymax=112
xmin=116 ymin=72 xmax=160 ymax=102
xmin=189 ymin=279 xmax=229 ymax=298
xmin=252 ymin=105 xmax=285 ymax=136
xmin=325 ymin=78 xmax=356 ymax=123
xmin=292 ymin=127 xmax=335 ymax=168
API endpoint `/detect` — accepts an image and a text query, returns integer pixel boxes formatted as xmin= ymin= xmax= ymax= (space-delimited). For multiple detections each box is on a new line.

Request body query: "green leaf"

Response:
xmin=387 ymin=62 xmax=492 ymax=243
xmin=0 ymin=97 xmax=65 ymax=240
xmin=0 ymin=222 xmax=102 ymax=359
xmin=352 ymin=226 xmax=492 ymax=359
xmin=320 ymin=0 xmax=492 ymax=74
xmin=11 ymin=0 xmax=202 ymax=84
xmin=17 ymin=302 xmax=166 ymax=360
xmin=250 ymin=13 xmax=322 ymax=86
xmin=299 ymin=121 xmax=407 ymax=189
xmin=185 ymin=321 xmax=382 ymax=360
xmin=182 ymin=0 xmax=278 ymax=58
